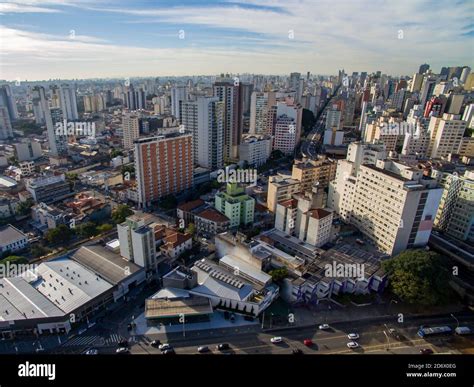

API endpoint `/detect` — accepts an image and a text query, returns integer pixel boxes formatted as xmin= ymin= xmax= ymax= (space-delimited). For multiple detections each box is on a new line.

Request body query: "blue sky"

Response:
xmin=0 ymin=0 xmax=473 ymax=80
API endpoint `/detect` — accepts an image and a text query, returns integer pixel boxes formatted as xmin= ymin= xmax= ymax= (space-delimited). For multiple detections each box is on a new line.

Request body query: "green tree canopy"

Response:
xmin=111 ymin=204 xmax=133 ymax=224
xmin=96 ymin=223 xmax=113 ymax=233
xmin=77 ymin=222 xmax=98 ymax=238
xmin=269 ymin=267 xmax=288 ymax=283
xmin=45 ymin=224 xmax=75 ymax=245
xmin=382 ymin=249 xmax=451 ymax=306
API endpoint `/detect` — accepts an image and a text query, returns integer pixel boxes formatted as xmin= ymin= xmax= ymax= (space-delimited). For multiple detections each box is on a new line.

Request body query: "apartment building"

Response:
xmin=134 ymin=133 xmax=193 ymax=208
xmin=215 ymin=182 xmax=255 ymax=228
xmin=434 ymin=170 xmax=474 ymax=242
xmin=348 ymin=160 xmax=442 ymax=255
xmin=239 ymin=134 xmax=272 ymax=167
xmin=267 ymin=174 xmax=301 ymax=212
xmin=291 ymin=157 xmax=337 ymax=192
xmin=122 ymin=113 xmax=140 ymax=150
xmin=428 ymin=113 xmax=467 ymax=159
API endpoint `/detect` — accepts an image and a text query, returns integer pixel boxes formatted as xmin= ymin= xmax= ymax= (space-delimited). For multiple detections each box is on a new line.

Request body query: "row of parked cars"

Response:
xmin=150 ymin=339 xmax=231 ymax=354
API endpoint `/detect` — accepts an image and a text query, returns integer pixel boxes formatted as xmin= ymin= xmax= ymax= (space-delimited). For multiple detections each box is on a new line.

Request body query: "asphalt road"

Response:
xmin=89 ymin=313 xmax=474 ymax=356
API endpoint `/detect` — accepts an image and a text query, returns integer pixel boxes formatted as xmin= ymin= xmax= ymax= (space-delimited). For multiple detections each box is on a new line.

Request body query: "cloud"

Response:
xmin=0 ymin=0 xmax=472 ymax=79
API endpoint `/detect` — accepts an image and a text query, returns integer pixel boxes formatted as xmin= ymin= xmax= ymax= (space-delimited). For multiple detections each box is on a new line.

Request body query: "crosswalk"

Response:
xmin=61 ymin=334 xmax=123 ymax=347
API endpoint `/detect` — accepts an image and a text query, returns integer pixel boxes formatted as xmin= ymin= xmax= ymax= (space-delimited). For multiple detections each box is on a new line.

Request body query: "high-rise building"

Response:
xmin=181 ymin=97 xmax=225 ymax=170
xmin=0 ymin=107 xmax=13 ymax=139
xmin=249 ymin=91 xmax=276 ymax=134
xmin=329 ymin=151 xmax=442 ymax=255
xmin=32 ymin=86 xmax=67 ymax=157
xmin=460 ymin=66 xmax=471 ymax=84
xmin=428 ymin=113 xmax=467 ymax=159
xmin=419 ymin=76 xmax=437 ymax=109
xmin=0 ymin=85 xmax=18 ymax=122
xmin=434 ymin=170 xmax=474 ymax=242
xmin=418 ymin=63 xmax=430 ymax=74
xmin=122 ymin=113 xmax=140 ymax=149
xmin=213 ymin=79 xmax=242 ymax=160
xmin=171 ymin=86 xmax=187 ymax=122
xmin=59 ymin=84 xmax=79 ymax=120
xmin=134 ymin=133 xmax=193 ymax=208
xmin=271 ymin=101 xmax=302 ymax=155
xmin=125 ymin=84 xmax=146 ymax=111
xmin=239 ymin=134 xmax=272 ymax=167
xmin=117 ymin=214 xmax=157 ymax=271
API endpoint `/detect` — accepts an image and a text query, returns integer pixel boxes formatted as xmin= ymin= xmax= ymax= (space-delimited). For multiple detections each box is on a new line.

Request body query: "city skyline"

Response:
xmin=1 ymin=0 xmax=473 ymax=81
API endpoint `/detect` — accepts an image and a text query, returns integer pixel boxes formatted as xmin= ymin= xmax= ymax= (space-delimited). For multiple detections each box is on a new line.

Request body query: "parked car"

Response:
xmin=347 ymin=341 xmax=359 ymax=349
xmin=84 ymin=348 xmax=98 ymax=355
xmin=216 ymin=343 xmax=230 ymax=351
xmin=197 ymin=346 xmax=210 ymax=353
xmin=270 ymin=337 xmax=283 ymax=344
xmin=162 ymin=349 xmax=175 ymax=355
xmin=347 ymin=333 xmax=359 ymax=340
xmin=419 ymin=348 xmax=434 ymax=355
xmin=118 ymin=339 xmax=129 ymax=348
xmin=150 ymin=340 xmax=161 ymax=347
xmin=303 ymin=339 xmax=313 ymax=346
xmin=116 ymin=347 xmax=129 ymax=354
xmin=159 ymin=343 xmax=172 ymax=351
xmin=318 ymin=324 xmax=330 ymax=330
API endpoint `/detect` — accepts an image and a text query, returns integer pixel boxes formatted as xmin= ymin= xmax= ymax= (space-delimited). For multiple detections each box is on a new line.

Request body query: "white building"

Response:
xmin=239 ymin=134 xmax=272 ymax=167
xmin=122 ymin=113 xmax=140 ymax=150
xmin=0 ymin=225 xmax=28 ymax=253
xmin=428 ymin=114 xmax=467 ymax=159
xmin=59 ymin=84 xmax=79 ymax=121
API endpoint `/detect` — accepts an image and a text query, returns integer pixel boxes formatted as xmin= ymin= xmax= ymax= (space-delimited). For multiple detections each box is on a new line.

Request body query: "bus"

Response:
xmin=417 ymin=326 xmax=452 ymax=338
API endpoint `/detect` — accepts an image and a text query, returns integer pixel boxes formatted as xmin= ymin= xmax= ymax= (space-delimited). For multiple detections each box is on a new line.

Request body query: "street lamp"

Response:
xmin=383 ymin=330 xmax=390 ymax=351
xmin=388 ymin=299 xmax=398 ymax=314
xmin=450 ymin=313 xmax=459 ymax=329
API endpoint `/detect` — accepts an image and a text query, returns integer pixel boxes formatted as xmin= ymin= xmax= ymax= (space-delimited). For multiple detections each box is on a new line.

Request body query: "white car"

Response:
xmin=85 ymin=348 xmax=98 ymax=355
xmin=347 ymin=333 xmax=359 ymax=340
xmin=347 ymin=341 xmax=359 ymax=349
xmin=116 ymin=347 xmax=129 ymax=354
xmin=270 ymin=336 xmax=283 ymax=344
xmin=159 ymin=343 xmax=172 ymax=351
xmin=318 ymin=324 xmax=330 ymax=330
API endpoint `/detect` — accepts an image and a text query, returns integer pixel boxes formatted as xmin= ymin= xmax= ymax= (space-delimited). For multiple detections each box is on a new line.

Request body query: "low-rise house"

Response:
xmin=0 ymin=225 xmax=28 ymax=253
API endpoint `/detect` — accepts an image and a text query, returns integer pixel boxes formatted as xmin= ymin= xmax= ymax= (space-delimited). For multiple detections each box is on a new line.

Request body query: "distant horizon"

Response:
xmin=1 ymin=0 xmax=472 ymax=81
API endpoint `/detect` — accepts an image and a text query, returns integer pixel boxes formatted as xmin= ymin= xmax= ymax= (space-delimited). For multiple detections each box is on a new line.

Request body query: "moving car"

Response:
xmin=347 ymin=333 xmax=359 ymax=340
xmin=116 ymin=347 xmax=129 ymax=354
xmin=84 ymin=348 xmax=98 ymax=355
xmin=159 ymin=343 xmax=172 ymax=351
xmin=455 ymin=326 xmax=471 ymax=335
xmin=216 ymin=343 xmax=230 ymax=351
xmin=318 ymin=324 xmax=330 ymax=330
xmin=347 ymin=341 xmax=359 ymax=349
xmin=303 ymin=339 xmax=313 ymax=346
xmin=419 ymin=348 xmax=434 ymax=355
xmin=197 ymin=346 xmax=210 ymax=353
xmin=162 ymin=349 xmax=175 ymax=355
xmin=270 ymin=337 xmax=283 ymax=344
xmin=150 ymin=340 xmax=161 ymax=347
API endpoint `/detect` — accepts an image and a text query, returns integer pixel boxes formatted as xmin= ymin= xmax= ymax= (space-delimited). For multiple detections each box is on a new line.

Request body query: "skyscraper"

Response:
xmin=181 ymin=97 xmax=225 ymax=170
xmin=171 ymin=86 xmax=187 ymax=122
xmin=32 ymin=86 xmax=67 ymax=157
xmin=0 ymin=85 xmax=18 ymax=122
xmin=134 ymin=133 xmax=193 ymax=208
xmin=59 ymin=84 xmax=79 ymax=120
xmin=122 ymin=113 xmax=140 ymax=149
xmin=418 ymin=63 xmax=430 ymax=74
xmin=213 ymin=79 xmax=242 ymax=160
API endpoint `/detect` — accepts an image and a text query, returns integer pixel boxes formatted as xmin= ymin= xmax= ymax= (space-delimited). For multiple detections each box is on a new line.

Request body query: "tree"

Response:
xmin=96 ymin=223 xmax=113 ymax=233
xmin=382 ymin=249 xmax=451 ymax=306
xmin=269 ymin=267 xmax=288 ymax=283
xmin=45 ymin=224 xmax=74 ymax=245
xmin=110 ymin=149 xmax=124 ymax=158
xmin=77 ymin=222 xmax=98 ymax=238
xmin=0 ymin=255 xmax=27 ymax=265
xmin=30 ymin=244 xmax=51 ymax=258
xmin=16 ymin=199 xmax=34 ymax=216
xmin=185 ymin=223 xmax=196 ymax=236
xmin=111 ymin=204 xmax=133 ymax=224
xmin=301 ymin=108 xmax=316 ymax=134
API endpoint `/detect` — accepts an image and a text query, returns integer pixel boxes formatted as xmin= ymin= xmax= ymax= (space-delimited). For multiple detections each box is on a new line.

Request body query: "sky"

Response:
xmin=0 ymin=0 xmax=473 ymax=81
